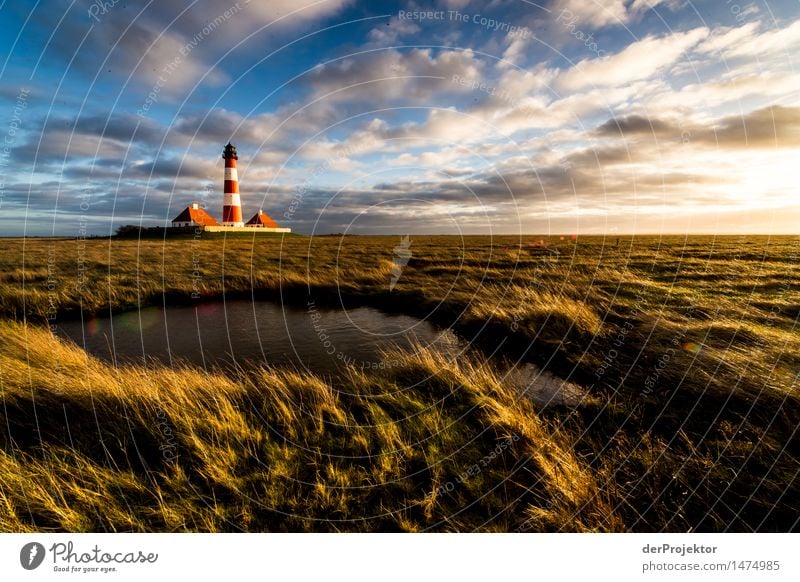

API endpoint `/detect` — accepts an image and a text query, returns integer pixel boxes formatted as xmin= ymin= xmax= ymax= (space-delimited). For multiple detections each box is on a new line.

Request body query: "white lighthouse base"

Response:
xmin=204 ymin=225 xmax=292 ymax=233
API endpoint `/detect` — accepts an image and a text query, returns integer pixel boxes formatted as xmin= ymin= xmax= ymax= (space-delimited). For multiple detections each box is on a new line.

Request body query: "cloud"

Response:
xmin=8 ymin=113 xmax=172 ymax=173
xmin=306 ymin=48 xmax=485 ymax=105
xmin=72 ymin=113 xmax=165 ymax=146
xmin=11 ymin=130 xmax=131 ymax=166
xmin=291 ymin=101 xmax=800 ymax=233
xmin=367 ymin=16 xmax=420 ymax=46
xmin=551 ymin=0 xmax=679 ymax=29
xmin=650 ymin=70 xmax=800 ymax=111
xmin=556 ymin=27 xmax=709 ymax=91
xmin=696 ymin=19 xmax=800 ymax=60
xmin=35 ymin=0 xmax=353 ymax=96
xmin=695 ymin=22 xmax=760 ymax=56
xmin=126 ymin=154 xmax=211 ymax=180
xmin=8 ymin=2 xmax=800 ymax=236
xmin=593 ymin=106 xmax=800 ymax=149
xmin=500 ymin=32 xmax=532 ymax=67
xmin=438 ymin=0 xmax=471 ymax=9
xmin=173 ymin=108 xmax=279 ymax=146
xmin=696 ymin=106 xmax=800 ymax=149
xmin=594 ymin=114 xmax=675 ymax=137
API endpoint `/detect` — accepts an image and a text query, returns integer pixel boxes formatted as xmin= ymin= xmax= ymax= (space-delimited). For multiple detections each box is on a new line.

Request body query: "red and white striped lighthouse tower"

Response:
xmin=221 ymin=142 xmax=244 ymax=226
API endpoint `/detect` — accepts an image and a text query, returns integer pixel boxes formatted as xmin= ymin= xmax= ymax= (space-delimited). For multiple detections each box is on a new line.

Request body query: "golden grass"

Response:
xmin=0 ymin=234 xmax=798 ymax=531
xmin=0 ymin=320 xmax=617 ymax=532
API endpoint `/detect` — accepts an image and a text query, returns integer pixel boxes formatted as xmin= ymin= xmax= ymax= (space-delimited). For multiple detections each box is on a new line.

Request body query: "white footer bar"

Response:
xmin=1 ymin=533 xmax=796 ymax=582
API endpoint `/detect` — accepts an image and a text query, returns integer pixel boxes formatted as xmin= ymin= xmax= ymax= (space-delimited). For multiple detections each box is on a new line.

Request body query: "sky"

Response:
xmin=0 ymin=0 xmax=798 ymax=236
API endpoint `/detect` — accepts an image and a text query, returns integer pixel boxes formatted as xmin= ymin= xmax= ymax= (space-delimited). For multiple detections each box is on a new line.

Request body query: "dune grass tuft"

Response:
xmin=0 ymin=320 xmax=618 ymax=532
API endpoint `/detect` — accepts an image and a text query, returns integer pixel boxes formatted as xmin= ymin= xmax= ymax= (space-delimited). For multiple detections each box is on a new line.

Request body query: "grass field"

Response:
xmin=0 ymin=234 xmax=798 ymax=531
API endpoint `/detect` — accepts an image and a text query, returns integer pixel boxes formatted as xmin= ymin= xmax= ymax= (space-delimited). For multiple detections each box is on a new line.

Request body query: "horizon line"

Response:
xmin=2 ymin=233 xmax=799 ymax=239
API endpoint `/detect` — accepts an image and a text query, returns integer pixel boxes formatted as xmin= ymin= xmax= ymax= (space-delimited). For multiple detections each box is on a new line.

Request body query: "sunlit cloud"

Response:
xmin=0 ymin=1 xmax=798 ymax=235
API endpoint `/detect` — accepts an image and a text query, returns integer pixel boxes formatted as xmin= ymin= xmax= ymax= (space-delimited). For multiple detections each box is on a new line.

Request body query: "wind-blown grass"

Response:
xmin=0 ymin=320 xmax=614 ymax=532
xmin=0 ymin=234 xmax=798 ymax=531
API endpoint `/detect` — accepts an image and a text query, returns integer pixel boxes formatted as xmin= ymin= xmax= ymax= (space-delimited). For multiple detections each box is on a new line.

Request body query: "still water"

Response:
xmin=55 ymin=300 xmax=462 ymax=376
xmin=55 ymin=300 xmax=589 ymax=407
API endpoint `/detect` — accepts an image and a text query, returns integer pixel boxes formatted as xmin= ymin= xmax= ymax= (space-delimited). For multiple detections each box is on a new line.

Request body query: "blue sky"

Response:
xmin=0 ymin=0 xmax=798 ymax=235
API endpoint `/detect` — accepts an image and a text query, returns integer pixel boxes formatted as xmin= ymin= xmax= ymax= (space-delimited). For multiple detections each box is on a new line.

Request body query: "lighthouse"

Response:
xmin=221 ymin=142 xmax=244 ymax=226
xmin=170 ymin=142 xmax=290 ymax=234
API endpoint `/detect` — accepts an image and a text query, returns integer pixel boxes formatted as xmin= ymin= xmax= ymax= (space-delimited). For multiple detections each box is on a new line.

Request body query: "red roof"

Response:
xmin=171 ymin=204 xmax=219 ymax=226
xmin=245 ymin=210 xmax=280 ymax=228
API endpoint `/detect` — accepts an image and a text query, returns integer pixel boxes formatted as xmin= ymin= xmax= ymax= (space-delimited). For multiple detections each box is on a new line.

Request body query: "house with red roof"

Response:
xmin=245 ymin=209 xmax=281 ymax=228
xmin=171 ymin=202 xmax=219 ymax=227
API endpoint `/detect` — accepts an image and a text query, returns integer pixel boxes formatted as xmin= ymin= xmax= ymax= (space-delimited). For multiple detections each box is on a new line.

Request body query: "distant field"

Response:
xmin=0 ymin=235 xmax=798 ymax=531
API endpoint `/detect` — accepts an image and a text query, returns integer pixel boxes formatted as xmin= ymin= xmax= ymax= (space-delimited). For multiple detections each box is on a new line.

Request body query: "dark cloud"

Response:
xmin=9 ymin=113 xmax=166 ymax=168
xmin=634 ymin=172 xmax=719 ymax=187
xmin=306 ymin=48 xmax=485 ymax=106
xmin=564 ymin=144 xmax=638 ymax=167
xmin=60 ymin=165 xmax=123 ymax=180
xmin=593 ymin=106 xmax=800 ymax=149
xmin=10 ymin=130 xmax=131 ymax=165
xmin=126 ymin=156 xmax=210 ymax=180
xmin=173 ymin=109 xmax=266 ymax=146
xmin=30 ymin=0 xmax=352 ymax=95
xmin=72 ymin=113 xmax=165 ymax=145
xmin=594 ymin=114 xmax=676 ymax=137
xmin=698 ymin=105 xmax=800 ymax=148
